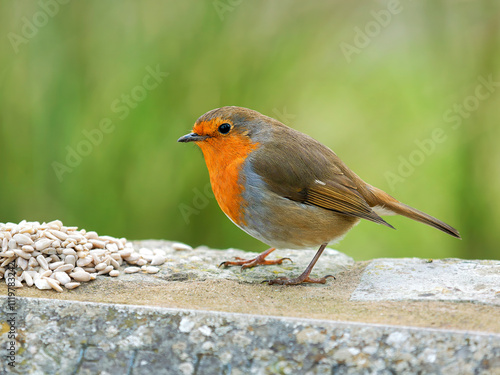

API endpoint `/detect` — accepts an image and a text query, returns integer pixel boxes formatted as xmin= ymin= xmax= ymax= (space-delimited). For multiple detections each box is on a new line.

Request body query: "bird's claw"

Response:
xmin=263 ymin=274 xmax=336 ymax=285
xmin=218 ymin=256 xmax=292 ymax=269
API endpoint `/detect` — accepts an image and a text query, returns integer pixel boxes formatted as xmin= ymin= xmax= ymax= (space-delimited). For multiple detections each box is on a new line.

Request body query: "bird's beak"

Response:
xmin=177 ymin=132 xmax=208 ymax=143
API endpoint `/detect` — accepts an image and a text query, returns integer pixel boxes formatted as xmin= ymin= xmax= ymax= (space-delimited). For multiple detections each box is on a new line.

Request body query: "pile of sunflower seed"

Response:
xmin=0 ymin=220 xmax=169 ymax=292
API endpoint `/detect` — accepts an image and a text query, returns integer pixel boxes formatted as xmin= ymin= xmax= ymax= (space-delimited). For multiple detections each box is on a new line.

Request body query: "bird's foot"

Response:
xmin=218 ymin=247 xmax=292 ymax=269
xmin=261 ymin=243 xmax=334 ymax=285
xmin=263 ymin=274 xmax=335 ymax=286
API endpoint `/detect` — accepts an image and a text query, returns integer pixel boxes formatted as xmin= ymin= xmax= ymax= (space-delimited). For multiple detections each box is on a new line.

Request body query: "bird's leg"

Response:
xmin=219 ymin=247 xmax=292 ymax=269
xmin=264 ymin=243 xmax=335 ymax=285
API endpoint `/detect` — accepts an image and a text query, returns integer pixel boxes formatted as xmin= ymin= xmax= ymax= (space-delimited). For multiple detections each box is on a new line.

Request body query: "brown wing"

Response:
xmin=250 ymin=127 xmax=393 ymax=228
xmin=304 ymin=181 xmax=392 ymax=226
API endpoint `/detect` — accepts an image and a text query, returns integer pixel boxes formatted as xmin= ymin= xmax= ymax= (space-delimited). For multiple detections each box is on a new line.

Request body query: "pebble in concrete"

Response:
xmin=351 ymin=258 xmax=500 ymax=306
xmin=1 ymin=297 xmax=499 ymax=374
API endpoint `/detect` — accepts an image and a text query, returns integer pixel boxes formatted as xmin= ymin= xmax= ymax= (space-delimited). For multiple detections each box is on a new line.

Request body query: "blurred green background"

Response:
xmin=0 ymin=1 xmax=498 ymax=260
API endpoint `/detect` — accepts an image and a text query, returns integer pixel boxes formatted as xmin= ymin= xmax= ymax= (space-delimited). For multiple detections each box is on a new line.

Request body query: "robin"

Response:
xmin=178 ymin=106 xmax=460 ymax=285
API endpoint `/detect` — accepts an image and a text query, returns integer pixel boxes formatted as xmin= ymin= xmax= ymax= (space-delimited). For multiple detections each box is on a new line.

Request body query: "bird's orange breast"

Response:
xmin=197 ymin=133 xmax=259 ymax=227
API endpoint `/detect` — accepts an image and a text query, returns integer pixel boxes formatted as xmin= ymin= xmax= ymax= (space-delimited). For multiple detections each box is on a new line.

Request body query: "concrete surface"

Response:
xmin=1 ymin=297 xmax=500 ymax=374
xmin=1 ymin=240 xmax=499 ymax=374
xmin=351 ymin=258 xmax=500 ymax=305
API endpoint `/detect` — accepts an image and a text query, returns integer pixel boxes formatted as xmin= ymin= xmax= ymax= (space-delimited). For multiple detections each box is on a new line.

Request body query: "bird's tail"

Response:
xmin=368 ymin=185 xmax=461 ymax=239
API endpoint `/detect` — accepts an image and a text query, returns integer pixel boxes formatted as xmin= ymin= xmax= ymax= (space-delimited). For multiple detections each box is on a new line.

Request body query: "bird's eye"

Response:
xmin=218 ymin=123 xmax=231 ymax=134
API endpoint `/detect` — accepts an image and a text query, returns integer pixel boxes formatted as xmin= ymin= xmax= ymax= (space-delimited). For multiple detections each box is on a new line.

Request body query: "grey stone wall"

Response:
xmin=1 ymin=297 xmax=499 ymax=375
